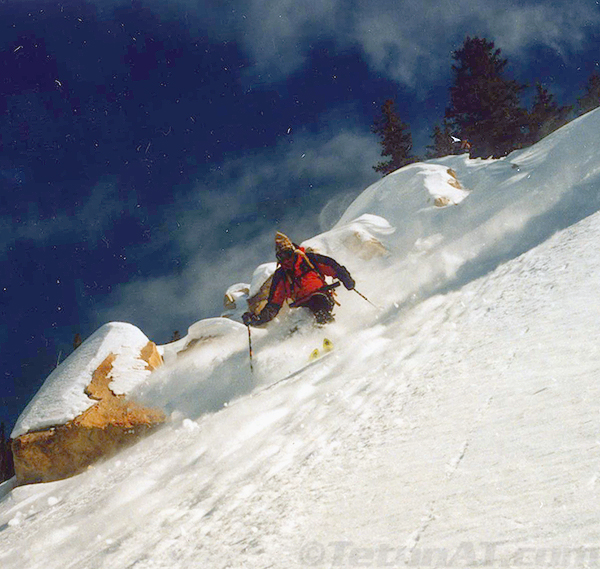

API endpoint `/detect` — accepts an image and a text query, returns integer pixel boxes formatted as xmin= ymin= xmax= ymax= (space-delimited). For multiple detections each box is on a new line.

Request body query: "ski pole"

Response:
xmin=353 ymin=288 xmax=381 ymax=310
xmin=246 ymin=324 xmax=254 ymax=373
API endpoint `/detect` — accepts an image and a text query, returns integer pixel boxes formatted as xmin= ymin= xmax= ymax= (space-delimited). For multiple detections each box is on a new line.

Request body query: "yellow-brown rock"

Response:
xmin=339 ymin=231 xmax=388 ymax=259
xmin=247 ymin=274 xmax=274 ymax=316
xmin=12 ymin=340 xmax=165 ymax=485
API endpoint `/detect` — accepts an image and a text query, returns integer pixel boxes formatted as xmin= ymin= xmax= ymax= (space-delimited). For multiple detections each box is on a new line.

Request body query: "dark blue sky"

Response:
xmin=1 ymin=0 xmax=599 ymax=434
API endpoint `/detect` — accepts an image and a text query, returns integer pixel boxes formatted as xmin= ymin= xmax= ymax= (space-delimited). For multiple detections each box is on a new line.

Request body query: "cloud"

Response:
xmin=233 ymin=0 xmax=342 ymax=77
xmin=0 ymin=178 xmax=131 ymax=259
xmin=486 ymin=3 xmax=600 ymax=57
xmin=137 ymin=0 xmax=600 ymax=90
xmin=80 ymin=0 xmax=600 ymax=94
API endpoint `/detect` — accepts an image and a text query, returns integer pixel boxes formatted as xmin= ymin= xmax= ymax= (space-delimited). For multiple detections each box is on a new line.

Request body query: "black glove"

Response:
xmin=242 ymin=311 xmax=259 ymax=326
xmin=343 ymin=275 xmax=355 ymax=290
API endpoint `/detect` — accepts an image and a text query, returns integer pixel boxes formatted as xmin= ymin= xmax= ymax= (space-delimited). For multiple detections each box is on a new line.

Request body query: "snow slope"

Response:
xmin=1 ymin=110 xmax=600 ymax=569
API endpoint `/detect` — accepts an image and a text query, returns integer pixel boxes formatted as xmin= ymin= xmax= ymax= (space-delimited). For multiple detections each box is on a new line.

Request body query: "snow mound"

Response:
xmin=303 ymin=213 xmax=394 ymax=260
xmin=336 ymin=162 xmax=471 ymax=227
xmin=159 ymin=317 xmax=249 ymax=363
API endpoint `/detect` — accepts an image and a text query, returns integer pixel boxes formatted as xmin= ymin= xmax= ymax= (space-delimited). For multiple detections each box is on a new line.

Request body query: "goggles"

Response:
xmin=276 ymin=249 xmax=294 ymax=262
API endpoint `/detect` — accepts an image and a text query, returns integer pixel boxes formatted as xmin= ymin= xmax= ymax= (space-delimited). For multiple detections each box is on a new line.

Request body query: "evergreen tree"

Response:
xmin=577 ymin=71 xmax=600 ymax=115
xmin=426 ymin=120 xmax=458 ymax=159
xmin=445 ymin=37 xmax=528 ymax=158
xmin=527 ymin=83 xmax=571 ymax=144
xmin=371 ymin=99 xmax=417 ymax=176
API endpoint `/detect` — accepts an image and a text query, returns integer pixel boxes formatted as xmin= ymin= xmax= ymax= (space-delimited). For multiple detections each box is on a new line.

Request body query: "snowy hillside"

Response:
xmin=1 ymin=110 xmax=600 ymax=568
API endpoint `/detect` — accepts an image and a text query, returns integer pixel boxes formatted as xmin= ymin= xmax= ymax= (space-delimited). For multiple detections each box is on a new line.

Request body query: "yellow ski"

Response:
xmin=308 ymin=339 xmax=333 ymax=361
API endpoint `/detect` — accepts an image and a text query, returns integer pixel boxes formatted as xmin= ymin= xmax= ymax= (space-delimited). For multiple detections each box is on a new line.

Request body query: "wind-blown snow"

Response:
xmin=11 ymin=322 xmax=153 ymax=438
xmin=2 ymin=109 xmax=600 ymax=569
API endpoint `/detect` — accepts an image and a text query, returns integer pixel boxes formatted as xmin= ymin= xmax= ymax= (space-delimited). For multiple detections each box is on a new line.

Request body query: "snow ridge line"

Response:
xmin=404 ymin=396 xmax=493 ymax=559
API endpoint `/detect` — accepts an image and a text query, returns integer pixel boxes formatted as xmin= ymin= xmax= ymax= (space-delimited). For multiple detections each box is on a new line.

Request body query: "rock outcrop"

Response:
xmin=334 ymin=230 xmax=388 ymax=259
xmin=12 ymin=326 xmax=166 ymax=485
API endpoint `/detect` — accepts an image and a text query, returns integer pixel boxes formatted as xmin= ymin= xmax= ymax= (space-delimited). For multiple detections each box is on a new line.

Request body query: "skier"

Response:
xmin=451 ymin=135 xmax=472 ymax=154
xmin=242 ymin=232 xmax=355 ymax=327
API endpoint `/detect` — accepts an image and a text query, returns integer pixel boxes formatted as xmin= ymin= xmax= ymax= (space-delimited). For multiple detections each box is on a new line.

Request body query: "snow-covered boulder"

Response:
xmin=337 ymin=163 xmax=470 ymax=228
xmin=223 ymin=283 xmax=250 ymax=311
xmin=221 ymin=283 xmax=251 ymax=321
xmin=159 ymin=317 xmax=249 ymax=362
xmin=11 ymin=322 xmax=165 ymax=485
xmin=303 ymin=213 xmax=394 ymax=260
